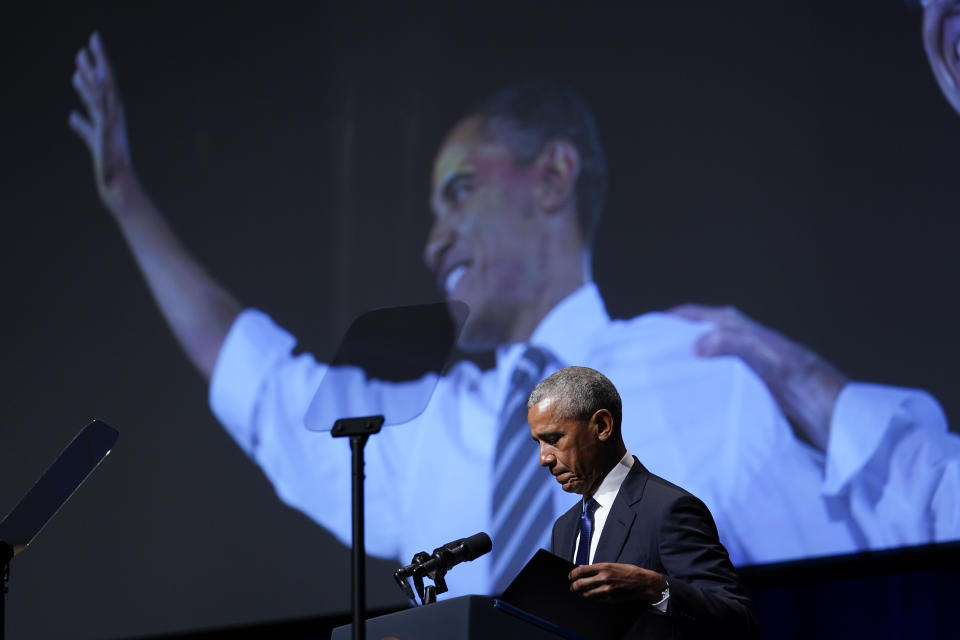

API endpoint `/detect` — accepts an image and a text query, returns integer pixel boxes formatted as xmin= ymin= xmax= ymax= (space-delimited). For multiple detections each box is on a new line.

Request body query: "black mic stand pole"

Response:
xmin=331 ymin=415 xmax=385 ymax=640
xmin=1 ymin=541 xmax=13 ymax=640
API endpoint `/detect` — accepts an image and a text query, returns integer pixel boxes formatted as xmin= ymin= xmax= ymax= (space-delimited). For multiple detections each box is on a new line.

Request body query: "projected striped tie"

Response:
xmin=490 ymin=346 xmax=556 ymax=595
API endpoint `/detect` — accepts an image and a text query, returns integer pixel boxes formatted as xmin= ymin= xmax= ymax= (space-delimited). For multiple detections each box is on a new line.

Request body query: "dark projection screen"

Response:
xmin=2 ymin=2 xmax=959 ymax=638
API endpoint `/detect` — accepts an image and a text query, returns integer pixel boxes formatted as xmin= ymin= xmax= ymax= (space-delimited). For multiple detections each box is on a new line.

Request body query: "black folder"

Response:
xmin=499 ymin=549 xmax=639 ymax=640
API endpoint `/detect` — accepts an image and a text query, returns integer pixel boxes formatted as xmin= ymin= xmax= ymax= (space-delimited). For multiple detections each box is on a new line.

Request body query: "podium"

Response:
xmin=331 ymin=596 xmax=586 ymax=640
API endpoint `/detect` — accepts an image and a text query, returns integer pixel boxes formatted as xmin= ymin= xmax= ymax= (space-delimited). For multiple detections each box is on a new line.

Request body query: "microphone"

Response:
xmin=396 ymin=532 xmax=492 ymax=580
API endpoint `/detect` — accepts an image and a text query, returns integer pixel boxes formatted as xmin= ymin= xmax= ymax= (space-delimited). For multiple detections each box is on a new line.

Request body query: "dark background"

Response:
xmin=2 ymin=1 xmax=958 ymax=638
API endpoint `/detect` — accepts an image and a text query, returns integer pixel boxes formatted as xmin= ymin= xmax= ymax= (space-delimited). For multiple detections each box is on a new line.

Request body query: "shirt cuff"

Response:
xmin=208 ymin=309 xmax=296 ymax=453
xmin=651 ymin=581 xmax=669 ymax=613
xmin=823 ymin=382 xmax=948 ymax=495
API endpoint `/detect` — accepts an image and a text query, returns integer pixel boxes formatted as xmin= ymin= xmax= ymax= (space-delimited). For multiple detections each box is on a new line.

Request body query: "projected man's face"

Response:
xmin=425 ymin=116 xmax=555 ymax=349
xmin=923 ymin=0 xmax=960 ymax=116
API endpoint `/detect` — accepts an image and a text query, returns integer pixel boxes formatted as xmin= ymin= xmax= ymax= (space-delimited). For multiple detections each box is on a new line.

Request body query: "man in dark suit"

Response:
xmin=527 ymin=366 xmax=760 ymax=638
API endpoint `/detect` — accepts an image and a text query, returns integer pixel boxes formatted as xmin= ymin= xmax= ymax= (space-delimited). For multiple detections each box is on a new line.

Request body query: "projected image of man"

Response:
xmin=70 ymin=34 xmax=960 ymax=598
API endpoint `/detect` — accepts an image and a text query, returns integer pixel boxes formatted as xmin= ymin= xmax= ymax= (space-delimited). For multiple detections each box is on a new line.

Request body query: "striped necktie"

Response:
xmin=490 ymin=346 xmax=556 ymax=595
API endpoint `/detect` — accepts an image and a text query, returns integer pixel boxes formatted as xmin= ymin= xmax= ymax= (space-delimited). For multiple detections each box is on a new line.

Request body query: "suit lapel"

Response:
xmin=593 ymin=457 xmax=649 ymax=563
xmin=555 ymin=502 xmax=581 ymax=561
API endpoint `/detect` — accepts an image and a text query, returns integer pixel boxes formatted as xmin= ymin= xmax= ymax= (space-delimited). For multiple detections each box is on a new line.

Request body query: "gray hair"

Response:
xmin=527 ymin=366 xmax=622 ymax=430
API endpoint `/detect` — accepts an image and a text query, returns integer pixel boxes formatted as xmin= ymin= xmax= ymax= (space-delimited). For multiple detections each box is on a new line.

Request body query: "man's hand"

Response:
xmin=669 ymin=304 xmax=848 ymax=452
xmin=69 ymin=31 xmax=137 ymax=213
xmin=569 ymin=562 xmax=668 ymax=604
xmin=65 ymin=31 xmax=240 ymax=381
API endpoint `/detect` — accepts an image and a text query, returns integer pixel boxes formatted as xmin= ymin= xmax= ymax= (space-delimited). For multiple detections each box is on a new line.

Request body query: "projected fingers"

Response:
xmin=68 ymin=31 xmax=133 ymax=207
xmin=74 ymin=49 xmax=97 ymax=108
xmin=67 ymin=109 xmax=94 ymax=149
xmin=669 ymin=303 xmax=847 ymax=451
xmin=70 ymin=46 xmax=100 ymax=149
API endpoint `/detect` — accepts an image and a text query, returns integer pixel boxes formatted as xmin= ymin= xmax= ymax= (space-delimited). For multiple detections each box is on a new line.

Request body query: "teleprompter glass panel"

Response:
xmin=0 ymin=420 xmax=118 ymax=555
xmin=305 ymin=301 xmax=468 ymax=430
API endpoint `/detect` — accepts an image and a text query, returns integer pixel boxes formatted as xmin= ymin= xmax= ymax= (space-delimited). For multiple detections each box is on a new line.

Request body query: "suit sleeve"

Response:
xmin=657 ymin=494 xmax=760 ymax=637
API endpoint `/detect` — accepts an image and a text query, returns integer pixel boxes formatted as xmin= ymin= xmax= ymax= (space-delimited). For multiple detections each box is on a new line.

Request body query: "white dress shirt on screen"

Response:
xmin=209 ymin=282 xmax=960 ymax=597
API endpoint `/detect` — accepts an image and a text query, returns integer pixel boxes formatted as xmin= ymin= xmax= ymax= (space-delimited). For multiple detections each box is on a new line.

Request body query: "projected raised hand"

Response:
xmin=669 ymin=304 xmax=848 ymax=452
xmin=68 ymin=31 xmax=240 ymax=381
xmin=69 ymin=31 xmax=136 ymax=213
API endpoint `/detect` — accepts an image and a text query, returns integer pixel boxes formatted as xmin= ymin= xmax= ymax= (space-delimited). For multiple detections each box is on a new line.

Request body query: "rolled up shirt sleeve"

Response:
xmin=824 ymin=382 xmax=949 ymax=496
xmin=209 ymin=309 xmax=300 ymax=453
xmin=825 ymin=381 xmax=960 ymax=547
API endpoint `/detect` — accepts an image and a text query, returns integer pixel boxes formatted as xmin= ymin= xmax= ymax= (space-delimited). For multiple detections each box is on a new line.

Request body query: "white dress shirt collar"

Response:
xmin=574 ymin=450 xmax=634 ymax=565
xmin=494 ymin=282 xmax=610 ymax=399
xmin=588 ymin=449 xmax=635 ymax=511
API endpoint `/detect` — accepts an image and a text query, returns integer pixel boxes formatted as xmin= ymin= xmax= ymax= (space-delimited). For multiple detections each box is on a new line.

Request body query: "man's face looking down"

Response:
xmin=528 ymin=396 xmax=609 ymax=497
xmin=424 ymin=115 xmax=583 ymax=350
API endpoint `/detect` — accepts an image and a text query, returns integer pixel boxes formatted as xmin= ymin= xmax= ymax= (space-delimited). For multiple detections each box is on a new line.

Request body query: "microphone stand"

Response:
xmin=307 ymin=301 xmax=467 ymax=640
xmin=395 ymin=547 xmax=453 ymax=607
xmin=1 ymin=541 xmax=11 ymax=640
xmin=331 ymin=415 xmax=385 ymax=640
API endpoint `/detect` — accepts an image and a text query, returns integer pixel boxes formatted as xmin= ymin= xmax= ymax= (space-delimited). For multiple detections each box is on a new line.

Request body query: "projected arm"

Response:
xmin=668 ymin=304 xmax=846 ymax=452
xmin=69 ymin=31 xmax=240 ymax=382
xmin=670 ymin=304 xmax=960 ymax=546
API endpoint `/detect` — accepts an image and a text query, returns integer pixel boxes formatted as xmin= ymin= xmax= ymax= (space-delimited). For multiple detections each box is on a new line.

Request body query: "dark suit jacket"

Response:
xmin=551 ymin=458 xmax=760 ymax=639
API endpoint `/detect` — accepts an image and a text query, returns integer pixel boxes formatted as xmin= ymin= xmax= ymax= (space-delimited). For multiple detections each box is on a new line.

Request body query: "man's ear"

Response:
xmin=923 ymin=1 xmax=960 ymax=115
xmin=592 ymin=409 xmax=615 ymax=441
xmin=534 ymin=139 xmax=581 ymax=214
